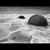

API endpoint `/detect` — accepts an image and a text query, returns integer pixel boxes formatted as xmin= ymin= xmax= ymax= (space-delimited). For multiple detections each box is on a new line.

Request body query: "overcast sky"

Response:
xmin=0 ymin=7 xmax=50 ymax=14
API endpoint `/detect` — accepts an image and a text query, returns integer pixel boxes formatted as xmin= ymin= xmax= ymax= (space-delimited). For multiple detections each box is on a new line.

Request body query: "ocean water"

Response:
xmin=0 ymin=14 xmax=50 ymax=43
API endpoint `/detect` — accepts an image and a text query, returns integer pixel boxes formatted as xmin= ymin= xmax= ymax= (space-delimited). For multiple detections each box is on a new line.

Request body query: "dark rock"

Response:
xmin=18 ymin=15 xmax=25 ymax=19
xmin=27 ymin=14 xmax=48 ymax=27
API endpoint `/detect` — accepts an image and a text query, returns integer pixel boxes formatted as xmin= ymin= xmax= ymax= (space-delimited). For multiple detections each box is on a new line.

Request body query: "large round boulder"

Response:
xmin=27 ymin=14 xmax=48 ymax=27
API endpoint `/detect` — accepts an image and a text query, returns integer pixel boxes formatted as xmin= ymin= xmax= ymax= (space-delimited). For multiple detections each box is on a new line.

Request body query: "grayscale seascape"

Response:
xmin=0 ymin=7 xmax=50 ymax=43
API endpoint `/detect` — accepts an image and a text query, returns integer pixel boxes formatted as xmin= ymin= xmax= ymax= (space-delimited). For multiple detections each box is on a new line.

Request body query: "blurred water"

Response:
xmin=0 ymin=14 xmax=50 ymax=43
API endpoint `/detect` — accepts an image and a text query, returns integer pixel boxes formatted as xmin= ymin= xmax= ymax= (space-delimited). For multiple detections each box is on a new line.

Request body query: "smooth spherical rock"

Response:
xmin=18 ymin=15 xmax=25 ymax=19
xmin=27 ymin=14 xmax=48 ymax=27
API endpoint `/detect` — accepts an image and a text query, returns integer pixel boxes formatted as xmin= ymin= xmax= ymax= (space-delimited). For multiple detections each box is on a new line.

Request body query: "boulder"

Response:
xmin=27 ymin=14 xmax=48 ymax=27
